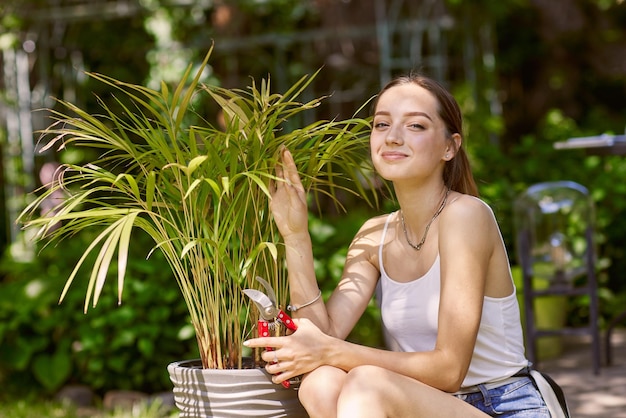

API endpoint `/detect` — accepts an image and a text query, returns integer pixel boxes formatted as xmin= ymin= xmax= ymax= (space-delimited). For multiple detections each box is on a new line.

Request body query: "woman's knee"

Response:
xmin=344 ymin=364 xmax=392 ymax=394
xmin=337 ymin=366 xmax=389 ymax=415
xmin=298 ymin=366 xmax=346 ymax=418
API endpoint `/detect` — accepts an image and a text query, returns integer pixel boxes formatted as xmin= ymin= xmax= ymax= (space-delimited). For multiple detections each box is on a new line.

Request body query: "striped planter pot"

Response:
xmin=167 ymin=359 xmax=308 ymax=418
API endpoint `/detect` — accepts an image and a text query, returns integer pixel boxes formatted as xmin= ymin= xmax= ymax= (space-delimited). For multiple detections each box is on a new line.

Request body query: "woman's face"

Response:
xmin=370 ymin=83 xmax=451 ymax=184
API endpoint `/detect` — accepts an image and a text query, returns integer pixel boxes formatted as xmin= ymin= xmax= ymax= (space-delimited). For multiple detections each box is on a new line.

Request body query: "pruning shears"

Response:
xmin=243 ymin=276 xmax=298 ymax=389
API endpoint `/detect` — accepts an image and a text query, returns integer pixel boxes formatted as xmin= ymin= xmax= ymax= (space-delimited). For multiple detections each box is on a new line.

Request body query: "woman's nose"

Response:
xmin=385 ymin=127 xmax=403 ymax=145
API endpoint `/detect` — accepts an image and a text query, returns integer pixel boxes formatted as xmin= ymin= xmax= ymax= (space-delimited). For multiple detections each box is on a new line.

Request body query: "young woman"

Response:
xmin=244 ymin=75 xmax=550 ymax=417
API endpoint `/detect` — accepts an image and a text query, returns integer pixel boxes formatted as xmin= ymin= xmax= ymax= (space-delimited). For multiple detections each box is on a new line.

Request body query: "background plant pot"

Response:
xmin=167 ymin=359 xmax=308 ymax=418
xmin=512 ymin=267 xmax=568 ymax=360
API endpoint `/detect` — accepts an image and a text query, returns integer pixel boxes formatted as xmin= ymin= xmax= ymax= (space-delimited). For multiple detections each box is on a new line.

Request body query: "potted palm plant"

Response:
xmin=18 ymin=48 xmax=377 ymax=417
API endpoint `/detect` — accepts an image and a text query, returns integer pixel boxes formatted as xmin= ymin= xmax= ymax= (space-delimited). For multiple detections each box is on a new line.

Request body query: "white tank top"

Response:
xmin=377 ymin=212 xmax=528 ymax=387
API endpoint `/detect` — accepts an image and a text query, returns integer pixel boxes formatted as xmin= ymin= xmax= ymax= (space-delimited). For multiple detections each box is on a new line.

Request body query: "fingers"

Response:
xmin=243 ymin=320 xmax=302 ymax=348
xmin=243 ymin=336 xmax=281 ymax=349
xmin=262 ymin=351 xmax=295 ymax=385
xmin=273 ymin=147 xmax=303 ymax=187
xmin=281 ymin=148 xmax=304 ymax=192
xmin=263 ymin=349 xmax=286 ymax=365
xmin=242 ymin=341 xmax=290 ymax=365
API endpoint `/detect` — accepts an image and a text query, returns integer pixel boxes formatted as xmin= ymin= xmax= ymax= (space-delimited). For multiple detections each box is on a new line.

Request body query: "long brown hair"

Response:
xmin=373 ymin=75 xmax=479 ymax=197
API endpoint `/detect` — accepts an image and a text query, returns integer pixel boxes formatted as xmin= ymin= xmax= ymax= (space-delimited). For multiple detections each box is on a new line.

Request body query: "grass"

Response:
xmin=0 ymin=397 xmax=177 ymax=418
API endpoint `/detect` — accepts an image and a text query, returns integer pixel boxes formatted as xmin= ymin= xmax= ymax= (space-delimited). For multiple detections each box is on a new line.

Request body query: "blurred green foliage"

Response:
xmin=0 ymin=395 xmax=176 ymax=418
xmin=0 ymin=230 xmax=197 ymax=396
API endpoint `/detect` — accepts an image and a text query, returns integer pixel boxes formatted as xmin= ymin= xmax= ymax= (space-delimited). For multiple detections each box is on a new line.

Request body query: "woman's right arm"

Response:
xmin=271 ymin=148 xmax=380 ymax=337
xmin=281 ymin=218 xmax=381 ymax=339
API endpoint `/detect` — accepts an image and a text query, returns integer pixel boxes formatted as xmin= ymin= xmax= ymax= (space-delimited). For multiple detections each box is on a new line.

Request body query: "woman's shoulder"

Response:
xmin=445 ymin=193 xmax=495 ymax=217
xmin=351 ymin=212 xmax=395 ymax=244
xmin=361 ymin=212 xmax=394 ymax=228
xmin=438 ymin=194 xmax=505 ymax=269
xmin=442 ymin=193 xmax=499 ymax=233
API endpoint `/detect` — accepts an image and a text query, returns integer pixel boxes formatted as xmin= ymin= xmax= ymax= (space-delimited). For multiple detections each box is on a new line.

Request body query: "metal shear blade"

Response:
xmin=243 ymin=276 xmax=281 ymax=318
xmin=242 ymin=288 xmax=278 ymax=320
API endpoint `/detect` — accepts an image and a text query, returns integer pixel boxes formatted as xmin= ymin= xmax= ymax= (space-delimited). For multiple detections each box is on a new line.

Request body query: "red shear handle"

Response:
xmin=258 ymin=320 xmax=270 ymax=337
xmin=277 ymin=310 xmax=298 ymax=332
xmin=274 ymin=313 xmax=301 ymax=389
xmin=258 ymin=319 xmax=291 ymax=389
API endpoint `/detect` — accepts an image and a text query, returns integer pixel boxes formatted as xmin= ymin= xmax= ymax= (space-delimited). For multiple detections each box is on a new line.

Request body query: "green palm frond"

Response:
xmin=19 ymin=48 xmax=379 ymax=369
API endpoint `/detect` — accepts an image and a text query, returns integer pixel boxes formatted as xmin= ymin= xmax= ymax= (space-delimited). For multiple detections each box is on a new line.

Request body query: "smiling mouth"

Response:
xmin=381 ymin=152 xmax=407 ymax=160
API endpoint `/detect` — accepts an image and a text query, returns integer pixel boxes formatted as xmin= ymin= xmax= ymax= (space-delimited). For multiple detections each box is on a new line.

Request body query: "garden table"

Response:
xmin=554 ymin=134 xmax=626 ymax=155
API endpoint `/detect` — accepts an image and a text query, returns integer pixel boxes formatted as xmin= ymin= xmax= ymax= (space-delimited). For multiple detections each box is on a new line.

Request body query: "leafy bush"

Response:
xmin=0 ymin=230 xmax=196 ymax=396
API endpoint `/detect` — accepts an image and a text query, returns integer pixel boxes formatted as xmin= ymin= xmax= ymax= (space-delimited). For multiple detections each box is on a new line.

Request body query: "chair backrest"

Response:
xmin=513 ymin=181 xmax=596 ymax=284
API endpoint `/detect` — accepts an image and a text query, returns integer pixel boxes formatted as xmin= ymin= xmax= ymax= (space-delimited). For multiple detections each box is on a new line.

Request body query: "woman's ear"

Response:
xmin=444 ymin=133 xmax=462 ymax=161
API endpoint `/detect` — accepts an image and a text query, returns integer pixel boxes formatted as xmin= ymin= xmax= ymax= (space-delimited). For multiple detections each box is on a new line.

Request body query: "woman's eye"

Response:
xmin=409 ymin=123 xmax=424 ymax=129
xmin=374 ymin=122 xmax=389 ymax=129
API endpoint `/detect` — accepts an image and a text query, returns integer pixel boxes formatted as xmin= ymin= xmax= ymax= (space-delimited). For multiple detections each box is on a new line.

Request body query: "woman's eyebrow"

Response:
xmin=374 ymin=110 xmax=433 ymax=121
xmin=405 ymin=111 xmax=433 ymax=121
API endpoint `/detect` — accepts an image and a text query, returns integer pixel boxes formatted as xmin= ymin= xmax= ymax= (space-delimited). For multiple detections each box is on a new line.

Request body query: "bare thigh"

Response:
xmin=337 ymin=365 xmax=490 ymax=418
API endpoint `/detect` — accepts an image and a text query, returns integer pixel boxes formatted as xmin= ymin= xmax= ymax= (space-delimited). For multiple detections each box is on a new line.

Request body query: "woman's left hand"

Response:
xmin=244 ymin=318 xmax=330 ymax=385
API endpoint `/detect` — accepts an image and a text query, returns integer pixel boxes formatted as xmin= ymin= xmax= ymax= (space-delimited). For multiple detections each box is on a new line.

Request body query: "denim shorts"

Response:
xmin=454 ymin=377 xmax=550 ymax=417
